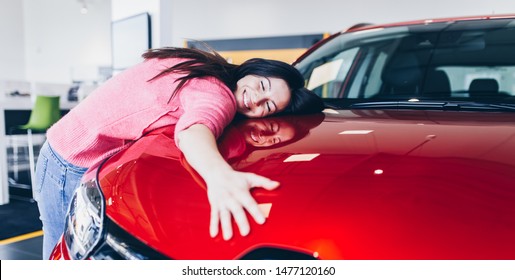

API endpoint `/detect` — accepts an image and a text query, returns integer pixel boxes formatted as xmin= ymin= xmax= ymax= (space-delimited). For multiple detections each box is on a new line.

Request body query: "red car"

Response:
xmin=50 ymin=14 xmax=515 ymax=260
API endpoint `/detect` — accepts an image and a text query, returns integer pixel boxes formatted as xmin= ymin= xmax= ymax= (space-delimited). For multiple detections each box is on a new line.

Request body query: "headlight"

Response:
xmin=63 ymin=179 xmax=105 ymax=260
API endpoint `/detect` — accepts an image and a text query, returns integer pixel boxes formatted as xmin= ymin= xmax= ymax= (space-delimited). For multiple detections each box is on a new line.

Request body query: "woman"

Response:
xmin=218 ymin=113 xmax=325 ymax=162
xmin=34 ymin=47 xmax=324 ymax=259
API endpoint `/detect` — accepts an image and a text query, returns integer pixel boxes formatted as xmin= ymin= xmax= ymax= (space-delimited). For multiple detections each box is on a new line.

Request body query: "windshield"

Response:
xmin=295 ymin=18 xmax=515 ymax=110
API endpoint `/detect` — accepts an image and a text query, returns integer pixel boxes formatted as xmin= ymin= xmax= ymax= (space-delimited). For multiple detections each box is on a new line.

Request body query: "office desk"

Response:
xmin=0 ymin=96 xmax=78 ymax=205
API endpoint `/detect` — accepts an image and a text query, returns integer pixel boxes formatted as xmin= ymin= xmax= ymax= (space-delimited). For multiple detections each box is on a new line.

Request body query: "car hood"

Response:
xmin=97 ymin=110 xmax=515 ymax=259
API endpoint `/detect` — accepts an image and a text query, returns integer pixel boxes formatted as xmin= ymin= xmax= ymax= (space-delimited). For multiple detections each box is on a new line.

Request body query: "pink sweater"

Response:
xmin=47 ymin=58 xmax=237 ymax=167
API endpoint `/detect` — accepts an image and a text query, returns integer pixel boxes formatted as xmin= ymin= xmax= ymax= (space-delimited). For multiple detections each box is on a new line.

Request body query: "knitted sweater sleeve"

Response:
xmin=174 ymin=77 xmax=237 ymax=146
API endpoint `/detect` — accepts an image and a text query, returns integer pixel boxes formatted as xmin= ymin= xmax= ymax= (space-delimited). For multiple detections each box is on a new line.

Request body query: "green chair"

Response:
xmin=19 ymin=95 xmax=61 ymax=188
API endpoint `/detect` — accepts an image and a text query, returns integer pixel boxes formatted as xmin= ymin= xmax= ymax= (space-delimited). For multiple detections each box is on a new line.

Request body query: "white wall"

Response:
xmin=23 ymin=0 xmax=111 ymax=84
xmin=0 ymin=0 xmax=25 ymax=81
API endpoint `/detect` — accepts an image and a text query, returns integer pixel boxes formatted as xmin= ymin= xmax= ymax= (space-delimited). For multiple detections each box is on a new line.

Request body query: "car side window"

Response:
xmin=439 ymin=66 xmax=515 ymax=98
xmin=358 ymin=51 xmax=388 ymax=99
xmin=306 ymin=47 xmax=359 ymax=98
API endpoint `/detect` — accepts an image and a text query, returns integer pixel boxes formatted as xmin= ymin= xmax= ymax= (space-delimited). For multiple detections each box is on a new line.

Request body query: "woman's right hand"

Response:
xmin=205 ymin=169 xmax=280 ymax=240
xmin=177 ymin=124 xmax=279 ymax=241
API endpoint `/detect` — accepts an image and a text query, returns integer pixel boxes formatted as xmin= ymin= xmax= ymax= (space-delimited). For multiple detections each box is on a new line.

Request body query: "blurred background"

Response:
xmin=1 ymin=0 xmax=514 ymax=85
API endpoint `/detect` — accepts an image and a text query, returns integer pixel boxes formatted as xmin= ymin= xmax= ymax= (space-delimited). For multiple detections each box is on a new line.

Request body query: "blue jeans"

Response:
xmin=33 ymin=140 xmax=88 ymax=259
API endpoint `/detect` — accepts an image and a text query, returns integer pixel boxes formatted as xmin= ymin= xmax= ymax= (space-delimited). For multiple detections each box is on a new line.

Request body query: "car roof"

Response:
xmin=345 ymin=14 xmax=515 ymax=33
xmin=293 ymin=13 xmax=515 ymax=71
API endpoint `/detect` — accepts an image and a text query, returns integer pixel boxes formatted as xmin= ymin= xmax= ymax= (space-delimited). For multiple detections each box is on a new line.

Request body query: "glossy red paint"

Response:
xmin=77 ymin=109 xmax=515 ymax=260
xmin=49 ymin=238 xmax=69 ymax=260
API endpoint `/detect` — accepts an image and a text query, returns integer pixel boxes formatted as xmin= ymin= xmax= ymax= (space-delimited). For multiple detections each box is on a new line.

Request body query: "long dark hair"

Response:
xmin=142 ymin=47 xmax=324 ymax=115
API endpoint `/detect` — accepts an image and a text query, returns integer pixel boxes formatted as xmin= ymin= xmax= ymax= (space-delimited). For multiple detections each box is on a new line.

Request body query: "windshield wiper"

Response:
xmin=481 ymin=103 xmax=515 ymax=111
xmin=348 ymin=101 xmax=515 ymax=112
xmin=447 ymin=102 xmax=515 ymax=112
xmin=350 ymin=101 xmax=446 ymax=110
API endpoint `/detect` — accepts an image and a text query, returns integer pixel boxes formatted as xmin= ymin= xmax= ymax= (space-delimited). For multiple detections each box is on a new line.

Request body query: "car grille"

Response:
xmin=89 ymin=218 xmax=170 ymax=260
xmin=88 ymin=219 xmax=317 ymax=260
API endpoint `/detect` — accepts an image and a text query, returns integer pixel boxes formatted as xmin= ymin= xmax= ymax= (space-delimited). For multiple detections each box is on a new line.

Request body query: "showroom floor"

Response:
xmin=0 ymin=197 xmax=43 ymax=260
xmin=0 ymin=135 xmax=44 ymax=260
xmin=0 ymin=234 xmax=43 ymax=260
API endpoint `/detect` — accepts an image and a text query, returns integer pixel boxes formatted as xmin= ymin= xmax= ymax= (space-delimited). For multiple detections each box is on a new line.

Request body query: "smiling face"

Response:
xmin=234 ymin=75 xmax=291 ymax=118
xmin=241 ymin=118 xmax=296 ymax=147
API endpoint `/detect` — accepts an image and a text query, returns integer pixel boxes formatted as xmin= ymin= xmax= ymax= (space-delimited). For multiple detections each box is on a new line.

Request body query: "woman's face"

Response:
xmin=241 ymin=118 xmax=295 ymax=147
xmin=234 ymin=75 xmax=291 ymax=118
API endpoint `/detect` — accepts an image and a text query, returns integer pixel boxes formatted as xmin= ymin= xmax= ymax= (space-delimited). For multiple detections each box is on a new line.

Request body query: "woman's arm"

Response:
xmin=176 ymin=123 xmax=280 ymax=240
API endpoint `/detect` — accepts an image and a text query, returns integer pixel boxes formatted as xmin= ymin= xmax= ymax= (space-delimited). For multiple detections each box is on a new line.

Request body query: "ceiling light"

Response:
xmin=339 ymin=130 xmax=373 ymax=135
xmin=283 ymin=153 xmax=320 ymax=162
xmin=78 ymin=0 xmax=88 ymax=14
